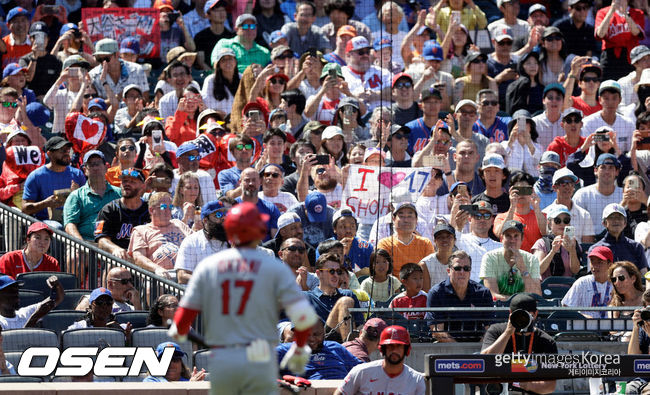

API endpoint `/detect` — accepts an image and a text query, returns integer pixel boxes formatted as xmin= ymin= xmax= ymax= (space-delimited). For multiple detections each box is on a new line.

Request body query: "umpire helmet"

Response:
xmin=379 ymin=325 xmax=411 ymax=356
xmin=224 ymin=202 xmax=269 ymax=246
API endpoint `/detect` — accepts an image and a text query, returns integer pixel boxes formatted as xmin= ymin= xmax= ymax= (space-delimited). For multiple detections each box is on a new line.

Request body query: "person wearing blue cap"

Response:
xmin=67 ymin=287 xmax=130 ymax=331
xmin=2 ymin=63 xmax=36 ymax=104
xmin=532 ymin=83 xmax=565 ymax=149
xmin=289 ymin=191 xmax=336 ymax=246
xmin=143 ymin=341 xmax=205 ymax=382
xmin=405 ymin=88 xmax=444 ymax=154
xmin=414 ymin=40 xmax=453 ymax=110
xmin=170 ymin=141 xmax=218 ymax=205
xmin=0 ymin=273 xmax=63 ymax=329
xmin=2 ymin=7 xmax=31 ymax=68
xmin=176 ymin=197 xmax=234 ymax=284
xmin=194 ymin=0 xmax=234 ymax=70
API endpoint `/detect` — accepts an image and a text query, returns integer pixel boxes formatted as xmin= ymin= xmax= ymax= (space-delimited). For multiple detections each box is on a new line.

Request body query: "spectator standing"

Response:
xmin=170 ymin=142 xmax=218 ymax=206
xmin=533 ymin=83 xmax=565 ymax=150
xmin=488 ymin=0 xmax=530 ymax=43
xmin=235 ymin=168 xmax=281 ymax=241
xmin=213 ymin=14 xmax=271 ymax=73
xmin=321 ymin=0 xmax=372 ymax=50
xmin=581 ymin=80 xmax=634 ymax=152
xmin=88 ymin=39 xmax=148 ymax=102
xmin=282 ymin=1 xmax=330 ymax=55
xmin=547 ymin=108 xmax=587 ymax=166
xmin=195 ymin=0 xmax=234 ymax=71
xmin=19 ymin=22 xmax=61 ymax=99
xmin=1 ymin=7 xmax=31 ymax=68
xmin=341 ymin=36 xmax=391 ymax=113
xmin=487 ymin=26 xmax=518 ymax=111
xmin=553 ymin=0 xmax=599 ymax=57
xmin=472 ymin=154 xmax=510 ymax=213
xmin=454 ymin=200 xmax=503 ymax=279
xmin=42 ymin=54 xmax=89 ymax=134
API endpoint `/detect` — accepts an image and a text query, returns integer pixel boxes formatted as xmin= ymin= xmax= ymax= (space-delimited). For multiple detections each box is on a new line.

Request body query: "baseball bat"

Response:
xmin=166 ymin=319 xmax=210 ymax=349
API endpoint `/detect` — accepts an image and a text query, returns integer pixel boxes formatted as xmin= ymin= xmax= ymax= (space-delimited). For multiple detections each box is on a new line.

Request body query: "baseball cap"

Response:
xmin=271 ymin=45 xmax=292 ymax=61
xmin=561 ymin=107 xmax=583 ymax=121
xmin=7 ymin=7 xmax=28 ymax=23
xmin=393 ymin=202 xmax=417 ymax=217
xmin=481 ymin=153 xmax=506 ymax=170
xmin=450 ymin=181 xmax=468 ymax=194
xmin=546 ymin=204 xmax=571 ymax=219
xmin=62 ymin=54 xmax=90 ymax=70
xmin=154 ymin=0 xmax=174 ymax=11
xmin=83 ymin=150 xmax=105 ymax=165
xmin=321 ymin=63 xmax=343 ymax=80
xmin=177 ymin=142 xmax=199 ymax=157
xmin=542 ymin=26 xmax=562 ymax=39
xmin=44 ymin=136 xmax=72 ymax=152
xmin=166 ymin=47 xmax=197 ymax=64
xmin=2 ymin=63 xmax=26 ymax=78
xmin=502 ymin=219 xmax=524 ymax=234
xmin=540 ymin=151 xmax=561 ymax=167
xmin=204 ymin=0 xmax=226 ymax=13
xmin=29 ymin=22 xmax=49 ymax=36
xmin=362 ymin=318 xmax=388 ymax=337
xmin=26 ymin=102 xmax=50 ymax=127
xmin=475 ymin=200 xmax=495 ymax=215
xmin=155 ymin=342 xmax=186 ymax=358
xmin=275 ymin=212 xmax=302 ymax=237
xmin=602 ymin=203 xmax=626 ymax=221
xmin=212 ymin=47 xmax=236 ymax=66
xmin=27 ymin=222 xmax=53 ymax=237
xmin=235 ymin=14 xmax=256 ymax=28
xmin=373 ymin=37 xmax=392 ymax=51
xmin=569 ymin=0 xmax=590 ymax=5
xmin=433 ymin=222 xmax=455 ymax=237
xmin=322 ymin=126 xmax=344 ymax=140
xmin=303 ymin=120 xmax=326 ymax=135
xmin=345 ymin=36 xmax=371 ymax=54
xmin=88 ymin=98 xmax=107 ymax=111
xmin=579 ymin=62 xmax=602 ymax=80
xmin=588 ymin=245 xmax=613 ymax=262
xmin=529 ymin=3 xmax=547 ymax=16
xmin=93 ymin=38 xmax=119 ymax=56
xmin=269 ymin=30 xmax=286 ymax=44
xmin=422 ymin=40 xmax=443 ymax=61
xmin=363 ymin=147 xmax=386 ymax=163
xmin=493 ymin=25 xmax=513 ymax=42
xmin=497 ymin=0 xmax=516 ymax=7
xmin=120 ymin=37 xmax=140 ymax=55
xmin=543 ymin=82 xmax=565 ymax=97
xmin=552 ymin=167 xmax=578 ymax=184
xmin=201 ymin=200 xmax=227 ymax=220
xmin=120 ymin=168 xmax=145 ymax=182
xmin=332 ymin=207 xmax=356 ymax=226
xmin=60 ymin=23 xmax=79 ymax=36
xmin=595 ymin=153 xmax=621 ymax=168
xmin=510 ymin=293 xmax=537 ymax=312
xmin=631 ymin=45 xmax=650 ymax=65
xmin=89 ymin=287 xmax=113 ymax=303
xmin=421 ymin=87 xmax=442 ymax=101
xmin=455 ymin=99 xmax=478 ymax=113
xmin=391 ymin=72 xmax=413 ymax=88
xmin=305 ymin=192 xmax=328 ymax=222
xmin=338 ymin=97 xmax=360 ymax=111
xmin=599 ymin=80 xmax=622 ymax=95
xmin=6 ymin=129 xmax=30 ymax=145
xmin=0 ymin=275 xmax=21 ymax=290
xmin=337 ymin=25 xmax=357 ymax=38
xmin=464 ymin=51 xmax=487 ymax=64
xmin=390 ymin=124 xmax=410 ymax=137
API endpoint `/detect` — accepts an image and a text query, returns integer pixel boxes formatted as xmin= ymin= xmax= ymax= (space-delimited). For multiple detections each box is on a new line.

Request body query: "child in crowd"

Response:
xmin=389 ymin=262 xmax=427 ymax=319
xmin=360 ymin=249 xmax=402 ymax=303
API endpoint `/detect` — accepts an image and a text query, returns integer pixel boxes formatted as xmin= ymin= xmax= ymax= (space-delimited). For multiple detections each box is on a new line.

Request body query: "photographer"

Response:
xmin=626 ymin=291 xmax=650 ymax=393
xmin=481 ymin=293 xmax=557 ymax=394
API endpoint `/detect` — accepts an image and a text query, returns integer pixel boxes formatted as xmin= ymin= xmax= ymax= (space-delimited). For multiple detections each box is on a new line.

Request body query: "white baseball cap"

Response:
xmin=275 ymin=212 xmax=301 ymax=237
xmin=602 ymin=203 xmax=626 ymax=221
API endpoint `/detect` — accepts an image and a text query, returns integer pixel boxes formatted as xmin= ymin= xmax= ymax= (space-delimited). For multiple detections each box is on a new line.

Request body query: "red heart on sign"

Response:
xmin=378 ymin=171 xmax=406 ymax=188
xmin=81 ymin=119 xmax=100 ymax=140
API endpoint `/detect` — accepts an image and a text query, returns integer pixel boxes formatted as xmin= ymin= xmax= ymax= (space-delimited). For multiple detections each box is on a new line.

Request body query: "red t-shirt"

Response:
xmin=547 ymin=135 xmax=586 ymax=166
xmin=595 ymin=6 xmax=645 ymax=60
xmin=0 ymin=250 xmax=60 ymax=279
xmin=389 ymin=291 xmax=427 ymax=320
xmin=571 ymin=96 xmax=602 ymax=117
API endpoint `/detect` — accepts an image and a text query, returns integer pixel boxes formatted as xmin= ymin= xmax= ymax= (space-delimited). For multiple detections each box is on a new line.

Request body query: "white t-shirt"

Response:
xmin=338 ymin=359 xmax=426 ymax=395
xmin=618 ymin=70 xmax=637 ymax=108
xmin=456 ymin=232 xmax=502 ymax=283
xmin=420 ymin=252 xmax=450 ymax=288
xmin=543 ymin=200 xmax=595 ymax=240
xmin=635 ymin=221 xmax=650 ymax=263
xmin=0 ymin=303 xmax=39 ymax=329
xmin=341 ymin=65 xmax=391 ymax=112
xmin=488 ymin=19 xmax=530 ymax=42
xmin=572 ymin=184 xmax=623 ymax=235
xmin=201 ymin=74 xmax=236 ymax=117
xmin=581 ymin=111 xmax=635 ymax=153
xmin=258 ymin=191 xmax=299 ymax=214
xmin=416 ymin=195 xmax=449 ymax=226
xmin=561 ymin=274 xmax=612 ymax=318
xmin=170 ymin=169 xmax=218 ymax=205
xmin=533 ymin=112 xmax=563 ymax=150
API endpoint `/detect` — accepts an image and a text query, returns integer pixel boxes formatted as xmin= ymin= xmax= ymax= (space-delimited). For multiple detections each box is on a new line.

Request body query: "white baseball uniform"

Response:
xmin=338 ymin=359 xmax=426 ymax=395
xmin=181 ymin=247 xmax=310 ymax=394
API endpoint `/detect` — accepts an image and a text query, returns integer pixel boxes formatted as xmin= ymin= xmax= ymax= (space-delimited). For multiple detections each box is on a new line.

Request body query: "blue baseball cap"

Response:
xmin=26 ymin=102 xmax=50 ymax=127
xmin=0 ymin=275 xmax=20 ymax=290
xmin=450 ymin=181 xmax=468 ymax=194
xmin=176 ymin=142 xmax=199 ymax=157
xmin=201 ymin=200 xmax=226 ymax=220
xmin=60 ymin=23 xmax=79 ymax=36
xmin=595 ymin=153 xmax=621 ymax=168
xmin=422 ymin=40 xmax=443 ymax=61
xmin=120 ymin=37 xmax=140 ymax=55
xmin=89 ymin=287 xmax=112 ymax=303
xmin=547 ymin=204 xmax=571 ymax=219
xmin=155 ymin=342 xmax=186 ymax=358
xmin=305 ymin=191 xmax=328 ymax=222
xmin=269 ymin=30 xmax=286 ymax=44
xmin=204 ymin=0 xmax=226 ymax=13
xmin=3 ymin=63 xmax=26 ymax=78
xmin=7 ymin=7 xmax=29 ymax=23
xmin=88 ymin=98 xmax=107 ymax=111
xmin=373 ymin=37 xmax=392 ymax=51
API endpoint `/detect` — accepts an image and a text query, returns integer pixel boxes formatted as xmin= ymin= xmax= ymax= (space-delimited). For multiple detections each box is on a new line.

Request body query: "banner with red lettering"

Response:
xmin=81 ymin=8 xmax=160 ymax=59
xmin=342 ymin=165 xmax=433 ymax=225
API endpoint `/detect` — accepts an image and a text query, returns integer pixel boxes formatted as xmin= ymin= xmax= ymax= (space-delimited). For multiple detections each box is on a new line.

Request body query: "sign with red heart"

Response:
xmin=4 ymin=145 xmax=45 ymax=182
xmin=65 ymin=112 xmax=107 ymax=154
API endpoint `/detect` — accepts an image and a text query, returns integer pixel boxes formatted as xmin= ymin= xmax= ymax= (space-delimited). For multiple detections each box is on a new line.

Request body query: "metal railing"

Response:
xmin=0 ymin=202 xmax=185 ymax=310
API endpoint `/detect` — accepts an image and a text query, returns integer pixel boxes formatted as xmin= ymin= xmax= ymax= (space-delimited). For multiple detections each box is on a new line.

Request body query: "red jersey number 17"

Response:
xmin=220 ymin=279 xmax=254 ymax=315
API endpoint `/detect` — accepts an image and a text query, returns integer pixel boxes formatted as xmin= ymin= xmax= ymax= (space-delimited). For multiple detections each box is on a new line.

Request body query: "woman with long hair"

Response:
xmin=252 ymin=0 xmax=288 ymax=41
xmin=320 ymin=126 xmax=348 ymax=167
xmin=172 ymin=172 xmax=203 ymax=230
xmin=506 ymin=51 xmax=544 ymax=115
xmin=249 ymin=70 xmax=287 ymax=111
xmin=538 ymin=27 xmax=567 ymax=86
xmin=609 ymin=261 xmax=645 ymax=318
xmin=146 ymin=294 xmax=179 ymax=327
xmin=440 ymin=22 xmax=473 ymax=79
xmin=453 ymin=51 xmax=497 ymax=102
xmin=202 ymin=48 xmax=241 ymax=119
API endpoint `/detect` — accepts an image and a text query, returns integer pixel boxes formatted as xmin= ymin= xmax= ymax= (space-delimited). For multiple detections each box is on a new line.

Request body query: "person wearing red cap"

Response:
xmin=561 ymin=245 xmax=614 ymax=318
xmin=341 ymin=36 xmax=391 ymax=113
xmin=342 ymin=317 xmax=387 ymax=362
xmin=0 ymin=222 xmax=59 ymax=279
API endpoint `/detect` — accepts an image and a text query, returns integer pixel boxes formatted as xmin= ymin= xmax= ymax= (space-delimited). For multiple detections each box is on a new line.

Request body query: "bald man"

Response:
xmin=76 ymin=267 xmax=142 ymax=312
xmin=236 ymin=167 xmax=281 ymax=241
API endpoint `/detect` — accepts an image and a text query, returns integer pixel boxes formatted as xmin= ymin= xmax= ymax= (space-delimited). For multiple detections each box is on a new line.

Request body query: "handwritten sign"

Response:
xmin=5 ymin=146 xmax=45 ymax=181
xmin=342 ymin=165 xmax=432 ymax=225
xmin=81 ymin=8 xmax=160 ymax=58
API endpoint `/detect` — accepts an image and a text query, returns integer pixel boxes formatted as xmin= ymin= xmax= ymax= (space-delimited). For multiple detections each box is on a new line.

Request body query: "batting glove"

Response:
xmin=167 ymin=322 xmax=188 ymax=343
xmin=280 ymin=342 xmax=311 ymax=374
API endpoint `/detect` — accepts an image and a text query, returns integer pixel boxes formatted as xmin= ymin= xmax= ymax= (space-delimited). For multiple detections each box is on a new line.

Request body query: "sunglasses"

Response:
xmin=1 ymin=101 xmax=17 ymax=108
xmin=316 ymin=168 xmax=326 ymax=174
xmin=392 ymin=133 xmax=407 ymax=140
xmin=553 ymin=217 xmax=571 ymax=225
xmin=283 ymin=245 xmax=306 ymax=253
xmin=394 ymin=81 xmax=412 ymax=89
xmin=355 ymin=48 xmax=370 ymax=56
xmin=472 ymin=212 xmax=492 ymax=220
xmin=94 ymin=299 xmax=113 ymax=307
xmin=436 ymin=139 xmax=451 ymax=145
xmin=110 ymin=278 xmax=133 ymax=285
xmin=276 ymin=53 xmax=293 ymax=60
xmin=158 ymin=203 xmax=173 ymax=210
xmin=184 ymin=155 xmax=200 ymax=162
xmin=481 ymin=100 xmax=498 ymax=106
xmin=544 ymin=35 xmax=562 ymax=41
xmin=555 ymin=179 xmax=575 ymax=186
xmin=83 ymin=94 xmax=95 ymax=99
xmin=321 ymin=268 xmax=344 ymax=275
xmin=241 ymin=23 xmax=256 ymax=30
xmin=581 ymin=76 xmax=599 ymax=83
xmin=121 ymin=169 xmax=142 ymax=178
xmin=263 ymin=172 xmax=281 ymax=178
xmin=497 ymin=40 xmax=513 ymax=46
xmin=235 ymin=143 xmax=254 ymax=151
xmin=119 ymin=145 xmax=136 ymax=152
xmin=610 ymin=275 xmax=627 ymax=283
xmin=563 ymin=116 xmax=582 ymax=124
xmin=270 ymin=78 xmax=286 ymax=85
xmin=95 ymin=56 xmax=111 ymax=63
xmin=452 ymin=266 xmax=471 ymax=272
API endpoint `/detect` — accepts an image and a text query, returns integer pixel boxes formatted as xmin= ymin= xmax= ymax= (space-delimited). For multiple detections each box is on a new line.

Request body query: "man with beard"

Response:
xmin=335 ymin=325 xmax=425 ymax=395
xmin=23 ymin=136 xmax=86 ymax=227
xmin=263 ymin=212 xmax=317 ymax=266
xmin=308 ymin=163 xmax=342 ymax=208
xmin=235 ymin=168 xmax=281 ymax=242
xmin=175 ymin=198 xmax=233 ymax=284
xmin=341 ymin=36 xmax=391 ymax=113
xmin=95 ymin=168 xmax=150 ymax=261
xmin=279 ymin=237 xmax=319 ymax=291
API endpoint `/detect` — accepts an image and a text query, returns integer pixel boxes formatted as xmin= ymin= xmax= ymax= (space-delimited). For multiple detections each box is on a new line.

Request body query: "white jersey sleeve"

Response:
xmin=338 ymin=360 xmax=425 ymax=395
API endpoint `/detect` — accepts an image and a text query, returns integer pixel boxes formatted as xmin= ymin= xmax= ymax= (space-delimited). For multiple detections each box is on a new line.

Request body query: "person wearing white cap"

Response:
xmin=542 ymin=167 xmax=595 ymax=243
xmin=200 ymin=47 xmax=238 ymax=117
xmin=619 ymin=45 xmax=650 ymax=108
xmin=473 ymin=153 xmax=510 ymax=213
xmin=590 ymin=203 xmax=648 ymax=276
xmin=453 ymin=99 xmax=489 ymax=162
xmin=113 ymin=84 xmax=144 ymax=135
xmin=531 ymin=205 xmax=581 ymax=280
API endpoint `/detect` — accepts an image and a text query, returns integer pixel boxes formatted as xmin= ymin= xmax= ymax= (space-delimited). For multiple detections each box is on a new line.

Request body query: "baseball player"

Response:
xmin=335 ymin=325 xmax=426 ymax=395
xmin=169 ymin=202 xmax=319 ymax=394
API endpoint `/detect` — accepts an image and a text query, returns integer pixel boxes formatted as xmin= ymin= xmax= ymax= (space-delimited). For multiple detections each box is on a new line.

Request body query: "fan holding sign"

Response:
xmin=0 ymin=128 xmax=44 ymax=208
xmin=64 ymin=112 xmax=107 ymax=161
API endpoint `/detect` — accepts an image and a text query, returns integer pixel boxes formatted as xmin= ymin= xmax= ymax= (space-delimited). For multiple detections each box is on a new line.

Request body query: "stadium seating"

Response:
xmin=115 ymin=311 xmax=150 ymax=329
xmin=2 ymin=328 xmax=59 ymax=352
xmin=40 ymin=310 xmax=86 ymax=334
xmin=19 ymin=289 xmax=44 ymax=308
xmin=130 ymin=327 xmax=193 ymax=367
xmin=53 ymin=289 xmax=91 ymax=311
xmin=541 ymin=276 xmax=575 ymax=300
xmin=61 ymin=328 xmax=126 ymax=349
xmin=16 ymin=272 xmax=78 ymax=294
xmin=0 ymin=375 xmax=43 ymax=382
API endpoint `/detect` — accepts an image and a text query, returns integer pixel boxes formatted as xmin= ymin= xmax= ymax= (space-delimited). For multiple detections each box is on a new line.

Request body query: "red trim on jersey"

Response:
xmin=293 ymin=327 xmax=311 ymax=347
xmin=348 ymin=67 xmax=365 ymax=77
xmin=173 ymin=306 xmax=199 ymax=335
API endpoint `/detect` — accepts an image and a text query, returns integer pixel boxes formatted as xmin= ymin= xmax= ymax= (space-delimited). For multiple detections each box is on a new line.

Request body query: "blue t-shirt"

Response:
xmin=473 ymin=116 xmax=511 ymax=143
xmin=23 ymin=165 xmax=86 ymax=220
xmin=277 ymin=340 xmax=361 ymax=380
xmin=217 ymin=166 xmax=244 ymax=194
xmin=405 ymin=117 xmax=433 ymax=154
xmin=235 ymin=197 xmax=281 ymax=242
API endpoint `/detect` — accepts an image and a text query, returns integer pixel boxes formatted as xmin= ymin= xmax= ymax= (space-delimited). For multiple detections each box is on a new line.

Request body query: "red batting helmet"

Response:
xmin=379 ymin=325 xmax=411 ymax=355
xmin=224 ymin=202 xmax=269 ymax=245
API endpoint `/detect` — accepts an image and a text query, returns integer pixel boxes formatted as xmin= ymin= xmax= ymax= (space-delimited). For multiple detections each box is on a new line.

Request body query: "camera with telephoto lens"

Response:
xmin=510 ymin=309 xmax=534 ymax=331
